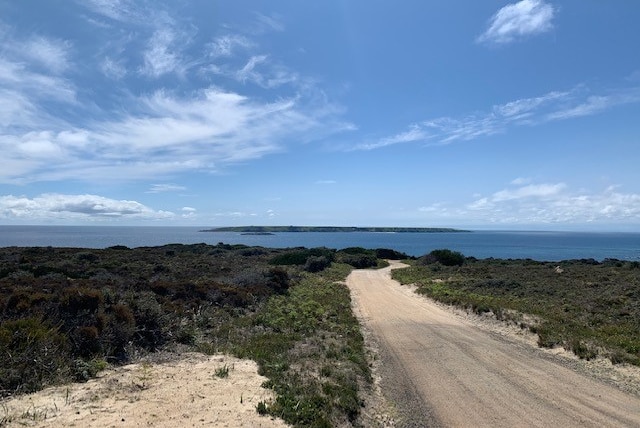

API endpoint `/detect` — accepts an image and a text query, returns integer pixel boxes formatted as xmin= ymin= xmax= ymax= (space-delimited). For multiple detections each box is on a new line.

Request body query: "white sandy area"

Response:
xmin=1 ymin=353 xmax=288 ymax=427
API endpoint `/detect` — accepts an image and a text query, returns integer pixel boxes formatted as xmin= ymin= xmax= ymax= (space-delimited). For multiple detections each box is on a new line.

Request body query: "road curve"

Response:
xmin=347 ymin=262 xmax=640 ymax=428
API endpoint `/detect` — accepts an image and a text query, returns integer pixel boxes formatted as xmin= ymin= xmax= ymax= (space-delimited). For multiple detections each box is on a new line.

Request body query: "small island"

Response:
xmin=200 ymin=226 xmax=470 ymax=233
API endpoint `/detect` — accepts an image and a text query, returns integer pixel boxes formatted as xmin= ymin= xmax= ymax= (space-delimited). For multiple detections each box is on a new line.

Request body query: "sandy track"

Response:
xmin=347 ymin=262 xmax=640 ymax=428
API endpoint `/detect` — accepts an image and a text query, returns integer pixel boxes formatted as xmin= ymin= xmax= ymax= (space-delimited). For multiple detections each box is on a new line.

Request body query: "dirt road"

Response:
xmin=347 ymin=262 xmax=640 ymax=427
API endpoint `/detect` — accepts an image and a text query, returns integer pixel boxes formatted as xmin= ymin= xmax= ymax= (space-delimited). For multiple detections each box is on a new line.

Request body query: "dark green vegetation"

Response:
xmin=393 ymin=253 xmax=640 ymax=365
xmin=201 ymin=225 xmax=469 ymax=233
xmin=0 ymin=244 xmax=406 ymax=426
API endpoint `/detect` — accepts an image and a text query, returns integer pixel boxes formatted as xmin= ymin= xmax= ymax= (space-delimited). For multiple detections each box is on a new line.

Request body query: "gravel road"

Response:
xmin=347 ymin=262 xmax=640 ymax=427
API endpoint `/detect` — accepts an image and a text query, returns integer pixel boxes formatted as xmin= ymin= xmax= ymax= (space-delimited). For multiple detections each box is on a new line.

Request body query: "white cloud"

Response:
xmin=21 ymin=36 xmax=71 ymax=73
xmin=147 ymin=184 xmax=187 ymax=193
xmin=356 ymin=84 xmax=640 ymax=150
xmin=212 ymin=211 xmax=257 ymax=218
xmin=0 ymin=9 xmax=349 ymax=185
xmin=493 ymin=91 xmax=567 ymax=118
xmin=0 ymin=88 xmax=36 ymax=128
xmin=547 ymin=90 xmax=640 ymax=120
xmin=0 ymin=194 xmax=174 ymax=220
xmin=418 ymin=203 xmax=446 ymax=213
xmin=0 ymin=86 xmax=348 ymax=183
xmin=100 ymin=57 xmax=127 ymax=79
xmin=492 ymin=183 xmax=566 ymax=201
xmin=478 ymin=0 xmax=556 ymax=45
xmin=254 ymin=12 xmax=285 ymax=33
xmin=354 ymin=125 xmax=428 ymax=150
xmin=181 ymin=206 xmax=196 ymax=218
xmin=463 ymin=182 xmax=640 ymax=225
xmin=141 ymin=28 xmax=183 ymax=77
xmin=207 ymin=35 xmax=254 ymax=58
xmin=81 ymin=0 xmax=142 ymax=23
xmin=208 ymin=52 xmax=300 ymax=89
xmin=511 ymin=177 xmax=532 ymax=185
xmin=316 ymin=180 xmax=337 ymax=185
xmin=236 ymin=55 xmax=269 ymax=83
xmin=0 ymin=55 xmax=76 ymax=107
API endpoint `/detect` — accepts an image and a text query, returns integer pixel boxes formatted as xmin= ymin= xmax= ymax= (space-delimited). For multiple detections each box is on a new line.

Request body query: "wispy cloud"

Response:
xmin=477 ymin=0 xmax=556 ymax=45
xmin=141 ymin=27 xmax=186 ymax=78
xmin=253 ymin=12 xmax=285 ymax=33
xmin=20 ymin=36 xmax=72 ymax=73
xmin=207 ymin=35 xmax=254 ymax=58
xmin=206 ymin=52 xmax=300 ymax=89
xmin=0 ymin=6 xmax=351 ymax=185
xmin=212 ymin=211 xmax=258 ymax=218
xmin=354 ymin=85 xmax=640 ymax=151
xmin=0 ymin=194 xmax=173 ymax=220
xmin=147 ymin=184 xmax=187 ymax=193
xmin=81 ymin=0 xmax=143 ymax=24
xmin=100 ymin=57 xmax=127 ymax=79
xmin=491 ymin=183 xmax=566 ymax=202
xmin=546 ymin=90 xmax=640 ymax=120
xmin=1 ymin=86 xmax=347 ymax=183
xmin=355 ymin=125 xmax=428 ymax=151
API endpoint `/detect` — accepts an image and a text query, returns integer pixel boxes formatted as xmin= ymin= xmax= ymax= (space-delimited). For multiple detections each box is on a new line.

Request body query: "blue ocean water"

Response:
xmin=0 ymin=226 xmax=638 ymax=261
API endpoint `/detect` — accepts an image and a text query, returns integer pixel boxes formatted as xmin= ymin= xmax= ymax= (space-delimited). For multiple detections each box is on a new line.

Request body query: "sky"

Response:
xmin=1 ymin=0 xmax=639 ymax=231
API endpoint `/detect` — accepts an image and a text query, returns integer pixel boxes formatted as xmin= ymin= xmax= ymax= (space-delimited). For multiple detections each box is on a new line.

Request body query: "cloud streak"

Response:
xmin=477 ymin=0 xmax=556 ymax=45
xmin=1 ymin=86 xmax=345 ymax=183
xmin=354 ymin=85 xmax=640 ymax=151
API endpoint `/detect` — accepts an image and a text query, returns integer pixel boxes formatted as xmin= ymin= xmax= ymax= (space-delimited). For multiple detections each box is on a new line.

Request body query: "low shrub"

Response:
xmin=418 ymin=249 xmax=465 ymax=267
xmin=336 ymin=252 xmax=377 ymax=269
xmin=304 ymin=256 xmax=331 ymax=273
xmin=270 ymin=248 xmax=335 ymax=266
xmin=0 ymin=318 xmax=71 ymax=395
xmin=375 ymin=248 xmax=411 ymax=260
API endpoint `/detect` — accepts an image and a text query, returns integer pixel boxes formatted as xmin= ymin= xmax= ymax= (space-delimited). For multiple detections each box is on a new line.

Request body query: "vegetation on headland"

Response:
xmin=201 ymin=225 xmax=470 ymax=233
xmin=0 ymin=243 xmax=407 ymax=427
xmin=393 ymin=251 xmax=640 ymax=366
xmin=3 ymin=242 xmax=640 ymax=425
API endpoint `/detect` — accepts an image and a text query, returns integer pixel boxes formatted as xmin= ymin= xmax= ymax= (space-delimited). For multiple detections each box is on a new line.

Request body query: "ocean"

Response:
xmin=0 ymin=226 xmax=638 ymax=262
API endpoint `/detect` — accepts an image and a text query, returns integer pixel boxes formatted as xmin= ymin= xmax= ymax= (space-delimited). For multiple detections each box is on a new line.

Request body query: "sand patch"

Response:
xmin=1 ymin=353 xmax=288 ymax=427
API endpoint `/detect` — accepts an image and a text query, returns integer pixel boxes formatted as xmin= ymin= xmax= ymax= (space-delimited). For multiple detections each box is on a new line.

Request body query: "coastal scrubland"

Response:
xmin=0 ymin=243 xmax=404 ymax=427
xmin=3 ymin=242 xmax=639 ymax=426
xmin=393 ymin=252 xmax=640 ymax=366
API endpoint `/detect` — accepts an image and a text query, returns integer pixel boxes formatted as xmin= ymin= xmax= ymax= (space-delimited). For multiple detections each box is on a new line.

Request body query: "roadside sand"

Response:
xmin=347 ymin=261 xmax=640 ymax=427
xmin=1 ymin=353 xmax=288 ymax=427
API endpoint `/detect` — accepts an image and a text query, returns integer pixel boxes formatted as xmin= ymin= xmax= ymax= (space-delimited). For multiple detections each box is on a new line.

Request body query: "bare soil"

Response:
xmin=347 ymin=261 xmax=640 ymax=427
xmin=1 ymin=353 xmax=287 ymax=427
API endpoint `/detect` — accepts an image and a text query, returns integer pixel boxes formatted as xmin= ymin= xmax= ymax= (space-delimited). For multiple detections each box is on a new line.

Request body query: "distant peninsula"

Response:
xmin=200 ymin=226 xmax=470 ymax=233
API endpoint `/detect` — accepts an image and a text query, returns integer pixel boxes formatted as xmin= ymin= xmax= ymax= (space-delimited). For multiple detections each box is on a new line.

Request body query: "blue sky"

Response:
xmin=1 ymin=0 xmax=639 ymax=230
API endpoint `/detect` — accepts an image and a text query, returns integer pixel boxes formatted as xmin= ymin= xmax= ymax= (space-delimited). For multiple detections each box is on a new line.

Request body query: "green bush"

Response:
xmin=270 ymin=248 xmax=335 ymax=266
xmin=418 ymin=249 xmax=465 ymax=266
xmin=304 ymin=256 xmax=331 ymax=273
xmin=336 ymin=253 xmax=377 ymax=269
xmin=375 ymin=248 xmax=410 ymax=260
xmin=0 ymin=318 xmax=71 ymax=395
